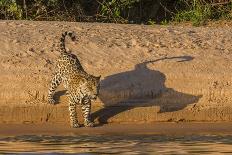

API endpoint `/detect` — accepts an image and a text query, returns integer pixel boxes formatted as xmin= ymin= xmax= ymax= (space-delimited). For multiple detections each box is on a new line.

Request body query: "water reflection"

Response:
xmin=0 ymin=135 xmax=232 ymax=154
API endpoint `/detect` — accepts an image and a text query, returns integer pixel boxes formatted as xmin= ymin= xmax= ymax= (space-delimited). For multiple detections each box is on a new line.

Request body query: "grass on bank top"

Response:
xmin=0 ymin=0 xmax=232 ymax=26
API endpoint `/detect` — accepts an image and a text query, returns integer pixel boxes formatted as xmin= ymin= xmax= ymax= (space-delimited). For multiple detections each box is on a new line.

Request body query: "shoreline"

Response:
xmin=1 ymin=122 xmax=232 ymax=136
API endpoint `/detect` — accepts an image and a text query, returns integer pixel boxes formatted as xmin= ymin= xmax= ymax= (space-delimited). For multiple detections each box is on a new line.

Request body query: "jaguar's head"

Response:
xmin=86 ymin=75 xmax=101 ymax=100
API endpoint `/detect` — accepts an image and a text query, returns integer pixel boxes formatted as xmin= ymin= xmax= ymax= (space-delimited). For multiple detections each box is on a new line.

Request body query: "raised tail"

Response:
xmin=59 ymin=31 xmax=76 ymax=54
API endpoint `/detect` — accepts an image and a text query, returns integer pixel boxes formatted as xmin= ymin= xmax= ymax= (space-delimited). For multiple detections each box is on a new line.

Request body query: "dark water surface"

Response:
xmin=0 ymin=134 xmax=232 ymax=154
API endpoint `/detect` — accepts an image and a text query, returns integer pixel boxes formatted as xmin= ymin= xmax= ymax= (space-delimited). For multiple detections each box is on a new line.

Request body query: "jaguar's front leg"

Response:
xmin=81 ymin=98 xmax=94 ymax=127
xmin=68 ymin=97 xmax=80 ymax=128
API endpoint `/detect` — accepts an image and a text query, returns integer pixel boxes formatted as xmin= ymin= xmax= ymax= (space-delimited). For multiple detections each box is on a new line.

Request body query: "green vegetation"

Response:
xmin=0 ymin=0 xmax=85 ymax=21
xmin=0 ymin=0 xmax=232 ymax=25
xmin=97 ymin=0 xmax=140 ymax=23
xmin=174 ymin=0 xmax=232 ymax=26
xmin=0 ymin=0 xmax=22 ymax=19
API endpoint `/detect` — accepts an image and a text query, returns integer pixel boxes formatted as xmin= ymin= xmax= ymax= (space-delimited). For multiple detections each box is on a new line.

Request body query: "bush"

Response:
xmin=0 ymin=0 xmax=232 ymax=25
xmin=0 ymin=0 xmax=22 ymax=19
xmin=0 ymin=0 xmax=164 ymax=23
xmin=173 ymin=0 xmax=232 ymax=25
xmin=0 ymin=0 xmax=84 ymax=21
xmin=96 ymin=0 xmax=141 ymax=23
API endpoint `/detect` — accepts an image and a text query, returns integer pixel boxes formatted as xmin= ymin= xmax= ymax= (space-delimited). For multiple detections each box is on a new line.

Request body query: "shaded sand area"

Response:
xmin=0 ymin=20 xmax=232 ymax=124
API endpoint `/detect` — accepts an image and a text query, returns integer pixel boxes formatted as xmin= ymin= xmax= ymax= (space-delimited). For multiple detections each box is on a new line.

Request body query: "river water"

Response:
xmin=0 ymin=134 xmax=232 ymax=154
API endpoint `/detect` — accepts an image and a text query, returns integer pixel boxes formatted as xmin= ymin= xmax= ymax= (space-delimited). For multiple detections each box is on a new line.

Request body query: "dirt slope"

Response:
xmin=0 ymin=20 xmax=232 ymax=124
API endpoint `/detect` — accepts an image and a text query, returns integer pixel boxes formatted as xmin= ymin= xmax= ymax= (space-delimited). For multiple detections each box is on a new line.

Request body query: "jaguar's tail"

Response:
xmin=59 ymin=31 xmax=76 ymax=54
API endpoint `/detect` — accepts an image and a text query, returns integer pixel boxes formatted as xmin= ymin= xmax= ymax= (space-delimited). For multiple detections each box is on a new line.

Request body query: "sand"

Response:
xmin=1 ymin=123 xmax=232 ymax=136
xmin=0 ymin=20 xmax=232 ymax=124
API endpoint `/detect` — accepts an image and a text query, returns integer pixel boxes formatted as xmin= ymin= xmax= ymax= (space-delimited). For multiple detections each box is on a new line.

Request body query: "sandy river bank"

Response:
xmin=0 ymin=20 xmax=232 ymax=124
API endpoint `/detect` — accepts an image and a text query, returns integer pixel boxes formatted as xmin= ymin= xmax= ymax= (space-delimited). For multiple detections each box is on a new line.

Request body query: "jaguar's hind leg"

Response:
xmin=48 ymin=73 xmax=62 ymax=104
xmin=81 ymin=98 xmax=94 ymax=127
xmin=68 ymin=97 xmax=81 ymax=128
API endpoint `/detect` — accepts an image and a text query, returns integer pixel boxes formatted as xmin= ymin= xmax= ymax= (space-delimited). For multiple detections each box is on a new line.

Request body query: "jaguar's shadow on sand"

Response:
xmin=53 ymin=90 xmax=67 ymax=105
xmin=92 ymin=56 xmax=202 ymax=124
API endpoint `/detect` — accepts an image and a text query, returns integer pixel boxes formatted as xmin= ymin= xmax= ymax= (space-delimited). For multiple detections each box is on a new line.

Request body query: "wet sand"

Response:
xmin=1 ymin=123 xmax=232 ymax=136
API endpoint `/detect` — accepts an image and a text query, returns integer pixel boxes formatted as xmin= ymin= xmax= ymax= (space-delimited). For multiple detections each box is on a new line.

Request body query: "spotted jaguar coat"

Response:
xmin=48 ymin=31 xmax=100 ymax=128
